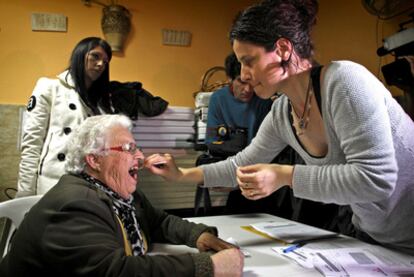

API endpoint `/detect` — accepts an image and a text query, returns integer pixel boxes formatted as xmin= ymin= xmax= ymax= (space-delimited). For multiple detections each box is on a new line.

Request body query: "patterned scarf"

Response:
xmin=80 ymin=172 xmax=146 ymax=256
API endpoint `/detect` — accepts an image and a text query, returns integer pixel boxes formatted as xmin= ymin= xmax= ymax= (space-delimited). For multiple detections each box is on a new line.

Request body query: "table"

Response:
xmin=150 ymin=213 xmax=414 ymax=277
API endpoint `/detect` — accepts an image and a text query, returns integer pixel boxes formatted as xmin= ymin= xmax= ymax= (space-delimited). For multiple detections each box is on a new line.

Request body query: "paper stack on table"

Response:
xmin=250 ymin=220 xmax=336 ymax=243
xmin=250 ymin=220 xmax=414 ymax=276
xmin=272 ymin=246 xmax=414 ymax=277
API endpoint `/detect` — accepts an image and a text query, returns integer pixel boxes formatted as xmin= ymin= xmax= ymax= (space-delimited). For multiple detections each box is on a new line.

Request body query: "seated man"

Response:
xmin=206 ymin=52 xmax=272 ymax=146
xmin=0 ymin=114 xmax=243 ymax=277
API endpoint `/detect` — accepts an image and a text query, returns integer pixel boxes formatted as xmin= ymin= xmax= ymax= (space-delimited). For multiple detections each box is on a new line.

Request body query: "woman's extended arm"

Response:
xmin=145 ymin=153 xmax=204 ymax=184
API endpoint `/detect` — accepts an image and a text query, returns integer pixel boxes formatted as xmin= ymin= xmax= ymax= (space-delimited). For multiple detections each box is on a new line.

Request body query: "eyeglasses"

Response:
xmin=105 ymin=142 xmax=144 ymax=169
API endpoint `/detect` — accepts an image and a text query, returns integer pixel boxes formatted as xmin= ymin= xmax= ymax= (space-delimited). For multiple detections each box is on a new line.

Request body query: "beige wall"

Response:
xmin=0 ymin=0 xmax=255 ymax=107
xmin=0 ymin=0 xmax=407 ymax=107
xmin=0 ymin=105 xmax=23 ymax=201
xmin=314 ymin=0 xmax=407 ymax=95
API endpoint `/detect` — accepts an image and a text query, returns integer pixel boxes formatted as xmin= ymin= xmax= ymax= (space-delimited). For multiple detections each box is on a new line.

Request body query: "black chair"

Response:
xmin=193 ymin=153 xmax=224 ymax=216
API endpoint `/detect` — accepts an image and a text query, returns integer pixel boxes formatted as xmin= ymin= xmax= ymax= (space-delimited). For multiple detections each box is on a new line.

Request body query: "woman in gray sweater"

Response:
xmin=146 ymin=0 xmax=414 ymax=255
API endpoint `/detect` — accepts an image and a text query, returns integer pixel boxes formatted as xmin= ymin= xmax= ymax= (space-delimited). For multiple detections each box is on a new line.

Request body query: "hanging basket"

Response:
xmin=193 ymin=66 xmax=229 ymax=97
xmin=101 ymin=4 xmax=131 ymax=52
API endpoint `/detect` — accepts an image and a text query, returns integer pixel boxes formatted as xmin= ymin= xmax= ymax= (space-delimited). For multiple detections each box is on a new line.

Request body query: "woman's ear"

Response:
xmin=85 ymin=154 xmax=101 ymax=172
xmin=274 ymin=38 xmax=293 ymax=62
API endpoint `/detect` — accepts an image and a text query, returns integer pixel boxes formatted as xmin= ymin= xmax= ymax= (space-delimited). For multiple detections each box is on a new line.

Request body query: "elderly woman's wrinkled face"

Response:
xmin=95 ymin=126 xmax=144 ymax=199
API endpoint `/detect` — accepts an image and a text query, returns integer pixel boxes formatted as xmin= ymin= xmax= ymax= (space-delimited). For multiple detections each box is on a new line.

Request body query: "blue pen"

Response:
xmin=282 ymin=243 xmax=302 ymax=253
xmin=283 ymin=233 xmax=340 ymax=253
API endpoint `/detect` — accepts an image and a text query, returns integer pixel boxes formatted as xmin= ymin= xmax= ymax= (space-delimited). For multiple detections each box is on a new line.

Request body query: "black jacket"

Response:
xmin=109 ymin=81 xmax=169 ymax=120
xmin=0 ymin=174 xmax=215 ymax=277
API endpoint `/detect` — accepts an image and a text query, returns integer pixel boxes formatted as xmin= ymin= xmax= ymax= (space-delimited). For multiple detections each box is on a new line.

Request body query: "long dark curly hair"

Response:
xmin=230 ymin=0 xmax=318 ymax=70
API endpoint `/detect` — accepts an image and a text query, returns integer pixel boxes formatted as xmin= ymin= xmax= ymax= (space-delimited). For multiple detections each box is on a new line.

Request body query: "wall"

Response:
xmin=0 ymin=0 xmax=409 ymax=107
xmin=315 ymin=0 xmax=410 ymax=96
xmin=0 ymin=0 xmax=257 ymax=199
xmin=0 ymin=0 xmax=255 ymax=107
xmin=0 ymin=105 xmax=24 ymax=201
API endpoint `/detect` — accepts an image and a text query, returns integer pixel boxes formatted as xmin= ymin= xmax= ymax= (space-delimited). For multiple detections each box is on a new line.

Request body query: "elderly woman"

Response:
xmin=0 ymin=115 xmax=243 ymax=277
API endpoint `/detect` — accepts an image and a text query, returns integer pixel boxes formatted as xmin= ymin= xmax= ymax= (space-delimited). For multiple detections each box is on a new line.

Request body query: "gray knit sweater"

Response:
xmin=201 ymin=61 xmax=414 ymax=255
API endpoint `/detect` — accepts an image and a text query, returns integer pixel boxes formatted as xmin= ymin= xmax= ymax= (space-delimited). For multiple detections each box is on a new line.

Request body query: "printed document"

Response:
xmin=272 ymin=247 xmax=414 ymax=276
xmin=250 ymin=220 xmax=335 ymax=243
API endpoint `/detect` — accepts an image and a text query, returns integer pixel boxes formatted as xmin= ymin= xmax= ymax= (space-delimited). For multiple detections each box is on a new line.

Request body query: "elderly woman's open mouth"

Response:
xmin=128 ymin=166 xmax=139 ymax=180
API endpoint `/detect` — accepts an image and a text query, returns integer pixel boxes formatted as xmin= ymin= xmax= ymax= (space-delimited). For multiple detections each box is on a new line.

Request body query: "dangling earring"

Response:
xmin=280 ymin=51 xmax=293 ymax=74
xmin=280 ymin=59 xmax=288 ymax=69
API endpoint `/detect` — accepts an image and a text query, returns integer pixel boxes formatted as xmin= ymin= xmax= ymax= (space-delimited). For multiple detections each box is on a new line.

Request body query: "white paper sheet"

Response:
xmin=250 ymin=220 xmax=335 ymax=243
xmin=272 ymin=246 xmax=414 ymax=277
xmin=272 ymin=246 xmax=315 ymax=269
xmin=226 ymin=237 xmax=251 ymax=257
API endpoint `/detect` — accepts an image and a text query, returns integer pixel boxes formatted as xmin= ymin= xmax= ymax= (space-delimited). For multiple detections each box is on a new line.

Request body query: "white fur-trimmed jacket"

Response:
xmin=17 ymin=71 xmax=94 ymax=196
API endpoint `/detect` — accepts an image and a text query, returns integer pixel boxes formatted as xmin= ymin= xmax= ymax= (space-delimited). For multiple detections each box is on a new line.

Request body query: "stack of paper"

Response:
xmin=132 ymin=106 xmax=195 ymax=149
xmin=272 ymin=247 xmax=414 ymax=277
xmin=250 ymin=220 xmax=335 ymax=243
xmin=194 ymin=92 xmax=213 ymax=144
xmin=249 ymin=220 xmax=414 ymax=276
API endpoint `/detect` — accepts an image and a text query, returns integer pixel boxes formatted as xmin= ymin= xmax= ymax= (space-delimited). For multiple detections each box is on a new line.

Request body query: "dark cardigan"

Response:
xmin=0 ymin=174 xmax=215 ymax=277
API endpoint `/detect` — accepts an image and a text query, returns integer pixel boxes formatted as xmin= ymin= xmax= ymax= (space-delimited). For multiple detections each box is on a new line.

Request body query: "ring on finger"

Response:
xmin=244 ymin=183 xmax=249 ymax=189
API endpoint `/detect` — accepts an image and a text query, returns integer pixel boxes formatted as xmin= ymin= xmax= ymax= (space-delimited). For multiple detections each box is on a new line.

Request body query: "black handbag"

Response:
xmin=207 ymin=127 xmax=247 ymax=158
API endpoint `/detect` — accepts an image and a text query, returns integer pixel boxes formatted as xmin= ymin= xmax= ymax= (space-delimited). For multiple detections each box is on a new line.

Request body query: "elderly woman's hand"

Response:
xmin=211 ymin=248 xmax=244 ymax=277
xmin=196 ymin=232 xmax=237 ymax=252
xmin=236 ymin=163 xmax=294 ymax=200
xmin=144 ymin=153 xmax=182 ymax=181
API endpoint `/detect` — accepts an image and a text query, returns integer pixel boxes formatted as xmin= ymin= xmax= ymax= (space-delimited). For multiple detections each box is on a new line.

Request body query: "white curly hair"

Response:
xmin=65 ymin=114 xmax=132 ymax=174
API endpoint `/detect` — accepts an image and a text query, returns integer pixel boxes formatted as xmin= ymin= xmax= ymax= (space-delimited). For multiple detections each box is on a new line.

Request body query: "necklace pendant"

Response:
xmin=299 ymin=119 xmax=306 ymax=129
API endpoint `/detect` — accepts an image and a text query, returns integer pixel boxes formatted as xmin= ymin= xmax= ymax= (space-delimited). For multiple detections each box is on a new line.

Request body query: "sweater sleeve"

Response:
xmin=293 ymin=61 xmax=398 ymax=204
xmin=41 ymin=197 xmax=214 ymax=277
xmin=202 ymin=99 xmax=288 ymax=188
xmin=137 ymin=190 xmax=217 ymax=247
xmin=17 ymin=78 xmax=53 ymax=197
xmin=137 ymin=190 xmax=216 ymax=277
